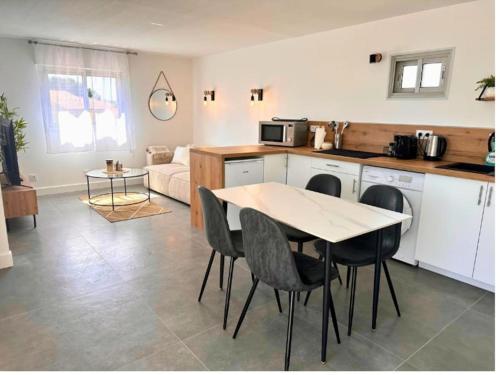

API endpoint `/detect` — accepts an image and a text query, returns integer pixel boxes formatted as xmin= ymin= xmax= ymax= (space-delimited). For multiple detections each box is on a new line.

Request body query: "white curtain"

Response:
xmin=35 ymin=44 xmax=134 ymax=153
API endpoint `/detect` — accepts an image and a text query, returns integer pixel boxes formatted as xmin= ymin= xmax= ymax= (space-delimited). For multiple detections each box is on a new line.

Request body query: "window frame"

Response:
xmin=388 ymin=49 xmax=453 ymax=99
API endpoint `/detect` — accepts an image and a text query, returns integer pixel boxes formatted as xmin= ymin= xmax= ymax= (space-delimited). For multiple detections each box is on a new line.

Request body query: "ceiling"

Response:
xmin=0 ymin=0 xmax=474 ymax=57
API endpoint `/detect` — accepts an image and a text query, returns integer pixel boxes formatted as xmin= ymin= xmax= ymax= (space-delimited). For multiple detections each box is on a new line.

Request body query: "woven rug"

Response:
xmin=80 ymin=192 xmax=171 ymax=223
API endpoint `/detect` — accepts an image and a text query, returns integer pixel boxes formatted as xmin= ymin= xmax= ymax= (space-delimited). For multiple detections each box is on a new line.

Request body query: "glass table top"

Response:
xmin=86 ymin=168 xmax=148 ymax=179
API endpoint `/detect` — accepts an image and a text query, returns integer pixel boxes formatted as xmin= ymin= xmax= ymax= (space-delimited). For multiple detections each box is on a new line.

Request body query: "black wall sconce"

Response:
xmin=250 ymin=88 xmax=263 ymax=106
xmin=203 ymin=90 xmax=215 ymax=106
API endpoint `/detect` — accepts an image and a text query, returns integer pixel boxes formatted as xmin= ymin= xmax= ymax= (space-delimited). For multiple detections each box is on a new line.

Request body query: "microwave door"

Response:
xmin=261 ymin=124 xmax=284 ymax=143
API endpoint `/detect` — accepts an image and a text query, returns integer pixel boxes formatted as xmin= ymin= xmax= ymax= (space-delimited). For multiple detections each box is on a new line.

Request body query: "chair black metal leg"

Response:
xmin=223 ymin=257 xmax=236 ymax=330
xmin=383 ymin=261 xmax=401 ymax=317
xmin=348 ymin=267 xmax=358 ymax=336
xmin=296 ymin=242 xmax=303 ymax=301
xmin=219 ymin=254 xmax=225 ymax=290
xmin=303 ymin=291 xmax=312 ymax=306
xmin=328 ymin=290 xmax=341 ymax=344
xmin=284 ymin=291 xmax=296 ymax=371
xmin=346 ymin=266 xmax=351 ymax=289
xmin=274 ymin=289 xmax=283 ymax=313
xmin=198 ymin=249 xmax=216 ymax=302
xmin=233 ymin=279 xmax=259 ymax=339
xmin=332 ymin=261 xmax=342 ymax=285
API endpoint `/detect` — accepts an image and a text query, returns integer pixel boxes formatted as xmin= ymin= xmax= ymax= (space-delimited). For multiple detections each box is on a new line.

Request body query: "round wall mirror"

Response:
xmin=149 ymin=88 xmax=177 ymax=121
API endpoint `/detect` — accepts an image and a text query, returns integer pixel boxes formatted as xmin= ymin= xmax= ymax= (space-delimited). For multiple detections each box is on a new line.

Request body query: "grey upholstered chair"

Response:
xmin=234 ymin=207 xmax=341 ymax=371
xmin=280 ymin=173 xmax=343 ymax=301
xmin=197 ymin=186 xmax=283 ymax=329
xmin=309 ymin=185 xmax=404 ymax=335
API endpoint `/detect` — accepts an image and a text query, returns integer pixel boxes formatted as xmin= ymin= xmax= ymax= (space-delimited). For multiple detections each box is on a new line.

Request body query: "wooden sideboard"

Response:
xmin=2 ymin=185 xmax=38 ymax=228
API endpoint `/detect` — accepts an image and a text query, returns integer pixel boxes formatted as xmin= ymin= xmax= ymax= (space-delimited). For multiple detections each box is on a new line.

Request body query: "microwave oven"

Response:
xmin=258 ymin=121 xmax=308 ymax=147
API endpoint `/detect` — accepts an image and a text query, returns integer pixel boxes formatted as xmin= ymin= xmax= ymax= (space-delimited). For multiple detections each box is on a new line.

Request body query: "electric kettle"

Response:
xmin=423 ymin=135 xmax=447 ymax=161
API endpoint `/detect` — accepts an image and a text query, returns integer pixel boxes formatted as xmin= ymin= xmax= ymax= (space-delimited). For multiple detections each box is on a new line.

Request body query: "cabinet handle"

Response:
xmin=326 ymin=163 xmax=339 ymax=168
xmin=487 ymin=186 xmax=494 ymax=207
xmin=477 ymin=185 xmax=484 ymax=205
xmin=352 ymin=179 xmax=356 ymax=193
xmin=242 ymin=170 xmax=249 ymax=174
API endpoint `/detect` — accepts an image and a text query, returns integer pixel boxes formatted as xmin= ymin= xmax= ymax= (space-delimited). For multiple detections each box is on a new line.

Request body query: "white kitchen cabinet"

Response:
xmin=286 ymin=154 xmax=312 ymax=188
xmin=310 ymin=158 xmax=361 ymax=202
xmin=224 ymin=158 xmax=264 ymax=229
xmin=264 ymin=154 xmax=287 ymax=184
xmin=415 ymin=174 xmax=487 ymax=278
xmin=473 ymin=183 xmax=495 ymax=286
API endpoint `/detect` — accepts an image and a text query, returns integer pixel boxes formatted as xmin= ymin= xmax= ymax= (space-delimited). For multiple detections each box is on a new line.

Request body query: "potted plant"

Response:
xmin=476 ymin=75 xmax=495 ymax=101
xmin=0 ymin=93 xmax=28 ymax=152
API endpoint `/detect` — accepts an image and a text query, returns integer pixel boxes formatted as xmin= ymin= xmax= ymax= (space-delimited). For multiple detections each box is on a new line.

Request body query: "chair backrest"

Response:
xmin=198 ymin=186 xmax=239 ymax=257
xmin=359 ymin=185 xmax=403 ymax=257
xmin=240 ymin=208 xmax=305 ymax=291
xmin=306 ymin=174 xmax=342 ymax=197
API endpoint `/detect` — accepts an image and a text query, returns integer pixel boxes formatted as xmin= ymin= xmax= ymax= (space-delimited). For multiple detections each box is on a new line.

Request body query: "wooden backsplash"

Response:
xmin=307 ymin=121 xmax=493 ymax=164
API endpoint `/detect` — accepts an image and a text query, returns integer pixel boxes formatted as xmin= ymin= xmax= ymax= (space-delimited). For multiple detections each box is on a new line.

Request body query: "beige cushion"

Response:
xmin=151 ymin=151 xmax=173 ymax=165
xmin=171 ymin=145 xmax=192 ymax=166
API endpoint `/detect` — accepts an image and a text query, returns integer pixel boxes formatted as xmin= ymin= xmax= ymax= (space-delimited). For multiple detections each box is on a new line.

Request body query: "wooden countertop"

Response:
xmin=190 ymin=145 xmax=495 ymax=182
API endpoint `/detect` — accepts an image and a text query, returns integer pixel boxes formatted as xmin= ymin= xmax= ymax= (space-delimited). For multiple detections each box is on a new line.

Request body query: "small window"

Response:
xmin=389 ymin=49 xmax=452 ymax=98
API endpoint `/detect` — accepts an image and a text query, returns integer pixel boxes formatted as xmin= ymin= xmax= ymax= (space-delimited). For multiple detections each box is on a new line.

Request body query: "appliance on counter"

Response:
xmin=485 ymin=132 xmax=495 ymax=166
xmin=423 ymin=135 xmax=447 ymax=161
xmin=393 ymin=135 xmax=418 ymax=159
xmin=361 ymin=166 xmax=425 ymax=265
xmin=259 ymin=120 xmax=308 ymax=147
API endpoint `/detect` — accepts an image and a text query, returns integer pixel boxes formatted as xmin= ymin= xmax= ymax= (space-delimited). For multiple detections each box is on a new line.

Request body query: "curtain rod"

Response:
xmin=28 ymin=40 xmax=138 ymax=56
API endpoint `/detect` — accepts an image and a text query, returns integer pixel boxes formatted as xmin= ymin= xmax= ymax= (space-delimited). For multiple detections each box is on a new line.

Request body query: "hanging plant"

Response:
xmin=0 ymin=93 xmax=28 ymax=152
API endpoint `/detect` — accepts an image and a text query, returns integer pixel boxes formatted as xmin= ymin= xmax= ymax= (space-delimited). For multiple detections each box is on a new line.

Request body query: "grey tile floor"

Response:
xmin=0 ymin=189 xmax=495 ymax=370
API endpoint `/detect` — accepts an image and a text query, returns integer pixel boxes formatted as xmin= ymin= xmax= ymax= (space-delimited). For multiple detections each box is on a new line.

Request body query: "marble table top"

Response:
xmin=213 ymin=182 xmax=412 ymax=244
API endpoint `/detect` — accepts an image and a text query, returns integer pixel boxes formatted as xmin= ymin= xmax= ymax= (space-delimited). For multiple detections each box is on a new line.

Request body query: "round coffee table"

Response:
xmin=85 ymin=168 xmax=150 ymax=211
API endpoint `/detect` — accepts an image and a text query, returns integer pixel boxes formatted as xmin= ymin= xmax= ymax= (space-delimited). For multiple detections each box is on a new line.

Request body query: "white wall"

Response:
xmin=0 ymin=37 xmax=193 ymax=192
xmin=193 ymin=0 xmax=494 ymax=146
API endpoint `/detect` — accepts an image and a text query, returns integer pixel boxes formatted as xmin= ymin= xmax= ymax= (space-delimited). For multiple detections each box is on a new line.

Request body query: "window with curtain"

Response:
xmin=34 ymin=44 xmax=134 ymax=153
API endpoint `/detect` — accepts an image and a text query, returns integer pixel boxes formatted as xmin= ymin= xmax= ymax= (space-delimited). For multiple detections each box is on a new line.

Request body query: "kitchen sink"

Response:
xmin=314 ymin=149 xmax=385 ymax=159
xmin=436 ymin=162 xmax=495 ymax=176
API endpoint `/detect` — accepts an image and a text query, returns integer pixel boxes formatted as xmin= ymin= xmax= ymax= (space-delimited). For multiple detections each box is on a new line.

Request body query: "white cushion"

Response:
xmin=172 ymin=145 xmax=191 ymax=166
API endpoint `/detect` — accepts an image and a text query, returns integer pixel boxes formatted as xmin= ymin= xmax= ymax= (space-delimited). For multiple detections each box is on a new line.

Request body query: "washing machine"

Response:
xmin=360 ymin=166 xmax=425 ymax=266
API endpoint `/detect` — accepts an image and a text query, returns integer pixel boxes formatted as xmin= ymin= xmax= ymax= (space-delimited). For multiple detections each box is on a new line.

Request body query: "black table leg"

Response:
xmin=33 ymin=215 xmax=37 ymax=228
xmin=372 ymin=230 xmax=383 ymax=330
xmin=110 ymin=178 xmax=115 ymax=211
xmin=86 ymin=176 xmax=91 ymax=201
xmin=321 ymin=241 xmax=332 ymax=363
xmin=124 ymin=177 xmax=127 ymax=196
xmin=220 ymin=202 xmax=228 ymax=290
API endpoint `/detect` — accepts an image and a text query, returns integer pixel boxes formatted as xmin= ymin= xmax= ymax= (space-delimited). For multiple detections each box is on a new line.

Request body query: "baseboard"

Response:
xmin=419 ymin=262 xmax=495 ymax=292
xmin=0 ymin=250 xmax=13 ymax=269
xmin=35 ymin=177 xmax=143 ymax=196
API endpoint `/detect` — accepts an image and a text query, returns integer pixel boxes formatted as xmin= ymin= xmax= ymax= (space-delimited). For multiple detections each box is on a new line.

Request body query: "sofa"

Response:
xmin=143 ymin=145 xmax=191 ymax=205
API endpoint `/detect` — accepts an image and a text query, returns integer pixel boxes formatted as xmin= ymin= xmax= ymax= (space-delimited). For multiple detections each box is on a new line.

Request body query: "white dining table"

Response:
xmin=212 ymin=182 xmax=411 ymax=363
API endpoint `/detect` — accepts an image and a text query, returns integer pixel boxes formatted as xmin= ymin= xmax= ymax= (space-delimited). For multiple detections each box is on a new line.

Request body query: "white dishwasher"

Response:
xmin=224 ymin=158 xmax=264 ymax=230
xmin=360 ymin=166 xmax=425 ymax=266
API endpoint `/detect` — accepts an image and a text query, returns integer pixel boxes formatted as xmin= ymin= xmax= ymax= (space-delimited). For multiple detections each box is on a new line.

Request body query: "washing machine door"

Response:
xmin=401 ymin=195 xmax=413 ymax=236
